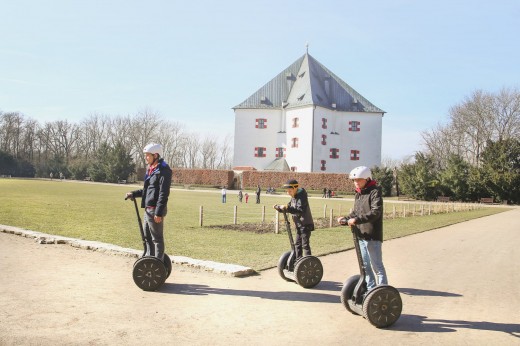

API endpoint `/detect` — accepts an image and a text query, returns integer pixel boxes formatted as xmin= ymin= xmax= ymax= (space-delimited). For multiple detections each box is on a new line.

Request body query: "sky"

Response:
xmin=1 ymin=0 xmax=519 ymax=161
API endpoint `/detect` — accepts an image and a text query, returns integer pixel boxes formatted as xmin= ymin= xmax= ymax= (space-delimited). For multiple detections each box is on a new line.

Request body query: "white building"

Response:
xmin=232 ymin=52 xmax=385 ymax=173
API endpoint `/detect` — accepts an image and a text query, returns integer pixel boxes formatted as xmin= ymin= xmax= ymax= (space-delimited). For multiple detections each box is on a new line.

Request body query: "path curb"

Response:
xmin=0 ymin=224 xmax=256 ymax=277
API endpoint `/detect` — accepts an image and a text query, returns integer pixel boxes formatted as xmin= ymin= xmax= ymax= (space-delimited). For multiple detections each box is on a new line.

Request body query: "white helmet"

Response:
xmin=349 ymin=166 xmax=371 ymax=180
xmin=143 ymin=143 xmax=163 ymax=157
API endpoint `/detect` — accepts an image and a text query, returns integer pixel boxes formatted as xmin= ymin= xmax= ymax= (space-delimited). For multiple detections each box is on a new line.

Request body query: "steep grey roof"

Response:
xmin=233 ymin=53 xmax=384 ymax=113
xmin=264 ymin=158 xmax=291 ymax=171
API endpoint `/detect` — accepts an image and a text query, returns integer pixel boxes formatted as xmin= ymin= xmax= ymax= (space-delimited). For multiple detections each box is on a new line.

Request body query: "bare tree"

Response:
xmin=0 ymin=112 xmax=24 ymax=157
xmin=79 ymin=113 xmax=113 ymax=159
xmin=155 ymin=121 xmax=185 ymax=168
xmin=491 ymin=87 xmax=520 ymax=141
xmin=47 ymin=120 xmax=81 ymax=164
xmin=216 ymin=134 xmax=233 ymax=169
xmin=200 ymin=135 xmax=218 ymax=169
xmin=129 ymin=108 xmax=162 ymax=167
xmin=421 ymin=88 xmax=520 ymax=168
xmin=181 ymin=133 xmax=200 ymax=168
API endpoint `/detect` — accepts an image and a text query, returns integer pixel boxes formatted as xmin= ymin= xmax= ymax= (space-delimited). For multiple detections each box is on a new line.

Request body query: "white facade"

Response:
xmin=233 ymin=105 xmax=383 ymax=173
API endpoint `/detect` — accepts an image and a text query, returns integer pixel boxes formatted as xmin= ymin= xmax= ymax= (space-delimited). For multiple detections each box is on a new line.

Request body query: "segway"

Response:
xmin=276 ymin=211 xmax=323 ymax=288
xmin=125 ymin=196 xmax=172 ymax=291
xmin=340 ymin=223 xmax=402 ymax=328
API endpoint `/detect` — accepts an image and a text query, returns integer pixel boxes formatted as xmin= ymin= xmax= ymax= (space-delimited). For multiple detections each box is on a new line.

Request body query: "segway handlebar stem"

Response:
xmin=125 ymin=196 xmax=147 ymax=254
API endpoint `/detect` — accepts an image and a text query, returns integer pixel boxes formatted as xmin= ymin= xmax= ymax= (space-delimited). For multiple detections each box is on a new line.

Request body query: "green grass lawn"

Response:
xmin=0 ymin=179 xmax=509 ymax=270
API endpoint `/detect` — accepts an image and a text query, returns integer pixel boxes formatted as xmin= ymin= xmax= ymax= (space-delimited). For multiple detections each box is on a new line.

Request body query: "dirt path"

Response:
xmin=1 ymin=208 xmax=519 ymax=345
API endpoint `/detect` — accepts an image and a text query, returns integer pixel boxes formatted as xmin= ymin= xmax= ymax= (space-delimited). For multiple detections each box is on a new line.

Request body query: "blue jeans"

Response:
xmin=359 ymin=239 xmax=388 ymax=290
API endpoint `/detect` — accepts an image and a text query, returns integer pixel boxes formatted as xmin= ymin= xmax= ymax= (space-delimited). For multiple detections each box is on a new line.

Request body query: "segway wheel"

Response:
xmin=294 ymin=256 xmax=323 ymax=288
xmin=163 ymin=253 xmax=172 ymax=279
xmin=340 ymin=275 xmax=361 ymax=315
xmin=362 ymin=285 xmax=402 ymax=328
xmin=132 ymin=257 xmax=167 ymax=291
xmin=277 ymin=251 xmax=293 ymax=282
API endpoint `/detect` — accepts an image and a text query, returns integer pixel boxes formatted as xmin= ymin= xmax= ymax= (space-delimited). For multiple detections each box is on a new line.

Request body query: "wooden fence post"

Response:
xmin=234 ymin=205 xmax=237 ymax=225
xmin=199 ymin=205 xmax=203 ymax=227
xmin=262 ymin=205 xmax=265 ymax=223
xmin=275 ymin=211 xmax=279 ymax=234
xmin=329 ymin=208 xmax=334 ymax=228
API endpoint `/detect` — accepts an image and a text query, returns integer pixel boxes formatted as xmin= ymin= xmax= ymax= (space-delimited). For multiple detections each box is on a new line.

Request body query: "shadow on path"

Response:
xmin=393 ymin=314 xmax=520 ymax=338
xmin=398 ymin=287 xmax=462 ymax=297
xmin=159 ymin=282 xmax=340 ymax=303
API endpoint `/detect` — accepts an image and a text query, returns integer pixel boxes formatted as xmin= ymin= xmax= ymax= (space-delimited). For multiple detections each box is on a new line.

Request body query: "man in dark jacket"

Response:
xmin=338 ymin=166 xmax=387 ymax=290
xmin=126 ymin=143 xmax=172 ymax=261
xmin=274 ymin=179 xmax=315 ymax=258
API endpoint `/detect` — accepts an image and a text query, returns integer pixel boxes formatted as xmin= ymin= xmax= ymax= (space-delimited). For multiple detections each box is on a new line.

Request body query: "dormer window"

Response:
xmin=292 ymin=117 xmax=299 ymax=128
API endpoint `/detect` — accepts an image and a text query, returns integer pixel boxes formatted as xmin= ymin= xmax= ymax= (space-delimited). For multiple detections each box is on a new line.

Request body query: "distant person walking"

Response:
xmin=256 ymin=185 xmax=261 ymax=204
xmin=245 ymin=193 xmax=249 ymax=203
xmin=222 ymin=187 xmax=227 ymax=203
xmin=238 ymin=190 xmax=243 ymax=203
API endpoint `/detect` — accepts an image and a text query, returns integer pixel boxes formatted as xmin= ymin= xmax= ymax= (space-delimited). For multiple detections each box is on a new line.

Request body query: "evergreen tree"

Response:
xmin=398 ymin=152 xmax=439 ymax=201
xmin=479 ymin=139 xmax=520 ymax=204
xmin=371 ymin=166 xmax=393 ymax=197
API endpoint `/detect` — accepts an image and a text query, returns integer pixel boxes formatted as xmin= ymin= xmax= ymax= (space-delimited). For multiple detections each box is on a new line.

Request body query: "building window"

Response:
xmin=321 ymin=160 xmax=326 ymax=171
xmin=349 ymin=121 xmax=360 ymax=132
xmin=256 ymin=118 xmax=267 ymax=129
xmin=291 ymin=137 xmax=299 ymax=148
xmin=254 ymin=147 xmax=266 ymax=157
xmin=322 ymin=118 xmax=327 ymax=129
xmin=350 ymin=150 xmax=360 ymax=160
xmin=291 ymin=166 xmax=297 ymax=172
xmin=275 ymin=147 xmax=285 ymax=158
xmin=330 ymin=148 xmax=339 ymax=159
xmin=292 ymin=117 xmax=299 ymax=128
xmin=321 ymin=134 xmax=327 ymax=145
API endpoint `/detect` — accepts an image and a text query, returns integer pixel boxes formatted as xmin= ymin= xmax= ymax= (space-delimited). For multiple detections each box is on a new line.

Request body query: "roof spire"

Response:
xmin=305 ymin=42 xmax=309 ymax=54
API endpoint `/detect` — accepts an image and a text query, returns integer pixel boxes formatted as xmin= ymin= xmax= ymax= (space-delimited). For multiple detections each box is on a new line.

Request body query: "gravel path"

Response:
xmin=1 ymin=208 xmax=519 ymax=345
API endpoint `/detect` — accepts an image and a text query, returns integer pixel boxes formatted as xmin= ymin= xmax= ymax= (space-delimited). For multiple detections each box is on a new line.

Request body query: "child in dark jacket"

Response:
xmin=338 ymin=166 xmax=387 ymax=290
xmin=274 ymin=179 xmax=315 ymax=258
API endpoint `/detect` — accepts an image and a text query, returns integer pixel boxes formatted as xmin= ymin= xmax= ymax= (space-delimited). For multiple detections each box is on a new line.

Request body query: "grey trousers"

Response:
xmin=143 ymin=207 xmax=166 ymax=260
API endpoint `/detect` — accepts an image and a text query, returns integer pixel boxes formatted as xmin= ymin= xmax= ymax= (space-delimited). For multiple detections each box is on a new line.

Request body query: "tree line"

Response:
xmin=0 ymin=108 xmax=232 ymax=182
xmin=1 ymin=88 xmax=518 ymax=203
xmin=373 ymin=87 xmax=520 ymax=204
